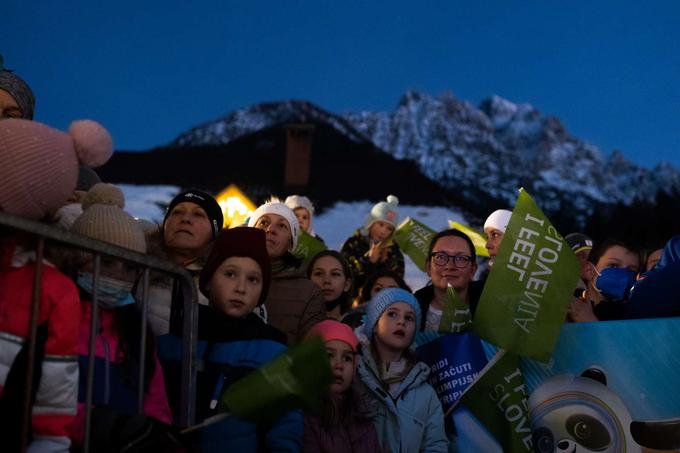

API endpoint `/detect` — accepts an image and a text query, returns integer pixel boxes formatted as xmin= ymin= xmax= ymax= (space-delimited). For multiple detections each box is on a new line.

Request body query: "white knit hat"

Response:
xmin=284 ymin=195 xmax=314 ymax=215
xmin=247 ymin=200 xmax=300 ymax=250
xmin=364 ymin=195 xmax=399 ymax=230
xmin=484 ymin=209 xmax=512 ymax=234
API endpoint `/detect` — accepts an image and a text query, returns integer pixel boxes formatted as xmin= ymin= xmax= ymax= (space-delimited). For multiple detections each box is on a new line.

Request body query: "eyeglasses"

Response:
xmin=430 ymin=252 xmax=473 ymax=268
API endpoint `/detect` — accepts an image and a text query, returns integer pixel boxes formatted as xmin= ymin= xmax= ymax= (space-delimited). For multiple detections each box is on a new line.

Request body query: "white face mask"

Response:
xmin=54 ymin=203 xmax=83 ymax=229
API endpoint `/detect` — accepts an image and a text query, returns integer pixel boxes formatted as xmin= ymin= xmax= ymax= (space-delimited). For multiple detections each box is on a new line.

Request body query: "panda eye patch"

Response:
xmin=532 ymin=427 xmax=554 ymax=453
xmin=566 ymin=414 xmax=611 ymax=451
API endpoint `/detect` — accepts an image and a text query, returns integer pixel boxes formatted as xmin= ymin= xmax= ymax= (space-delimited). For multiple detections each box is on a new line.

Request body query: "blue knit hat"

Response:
xmin=363 ymin=288 xmax=421 ymax=340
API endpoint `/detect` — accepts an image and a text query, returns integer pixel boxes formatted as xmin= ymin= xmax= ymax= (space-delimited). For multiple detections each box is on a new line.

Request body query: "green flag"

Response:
xmin=455 ymin=351 xmax=532 ymax=452
xmin=292 ymin=230 xmax=327 ymax=263
xmin=393 ymin=217 xmax=436 ymax=271
xmin=220 ymin=338 xmax=334 ymax=422
xmin=439 ymin=284 xmax=472 ymax=333
xmin=473 ymin=189 xmax=580 ymax=361
xmin=448 ymin=220 xmax=490 ymax=258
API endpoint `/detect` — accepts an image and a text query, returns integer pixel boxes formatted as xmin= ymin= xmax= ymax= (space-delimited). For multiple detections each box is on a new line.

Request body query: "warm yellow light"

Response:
xmin=215 ymin=184 xmax=257 ymax=228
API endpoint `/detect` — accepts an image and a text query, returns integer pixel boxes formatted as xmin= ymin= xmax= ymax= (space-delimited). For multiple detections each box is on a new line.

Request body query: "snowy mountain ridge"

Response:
xmin=173 ymin=91 xmax=680 ymax=224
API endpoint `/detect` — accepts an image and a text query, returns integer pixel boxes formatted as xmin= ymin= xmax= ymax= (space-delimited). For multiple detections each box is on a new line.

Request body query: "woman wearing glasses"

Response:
xmin=414 ymin=229 xmax=484 ymax=332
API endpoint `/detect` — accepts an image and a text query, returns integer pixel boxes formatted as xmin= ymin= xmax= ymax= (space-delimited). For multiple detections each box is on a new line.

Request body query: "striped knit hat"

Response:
xmin=0 ymin=55 xmax=35 ymax=119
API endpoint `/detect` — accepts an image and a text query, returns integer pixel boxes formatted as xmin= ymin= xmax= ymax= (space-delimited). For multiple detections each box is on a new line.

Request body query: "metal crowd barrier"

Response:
xmin=0 ymin=211 xmax=198 ymax=452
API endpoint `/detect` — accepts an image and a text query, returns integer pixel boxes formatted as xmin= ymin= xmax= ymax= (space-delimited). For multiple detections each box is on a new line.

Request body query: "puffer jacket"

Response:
xmin=341 ymin=229 xmax=405 ymax=294
xmin=69 ymin=302 xmax=172 ymax=446
xmin=157 ymin=307 xmax=302 ymax=452
xmin=0 ymin=255 xmax=80 ymax=452
xmin=264 ymin=258 xmax=326 ymax=346
xmin=355 ymin=351 xmax=447 ymax=453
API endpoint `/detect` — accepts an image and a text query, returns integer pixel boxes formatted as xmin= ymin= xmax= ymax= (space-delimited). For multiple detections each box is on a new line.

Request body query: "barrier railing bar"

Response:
xmin=20 ymin=237 xmax=45 ymax=453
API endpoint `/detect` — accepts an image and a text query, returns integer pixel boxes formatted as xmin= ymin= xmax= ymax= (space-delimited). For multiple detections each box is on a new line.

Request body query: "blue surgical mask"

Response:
xmin=77 ymin=272 xmax=135 ymax=309
xmin=594 ymin=267 xmax=637 ymax=301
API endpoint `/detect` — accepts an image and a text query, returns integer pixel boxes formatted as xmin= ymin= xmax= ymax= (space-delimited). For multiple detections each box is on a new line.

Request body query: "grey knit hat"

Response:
xmin=0 ymin=55 xmax=35 ymax=120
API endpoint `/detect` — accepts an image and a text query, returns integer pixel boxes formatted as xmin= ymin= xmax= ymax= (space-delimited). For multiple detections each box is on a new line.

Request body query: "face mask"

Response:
xmin=54 ymin=203 xmax=83 ymax=229
xmin=594 ymin=267 xmax=637 ymax=301
xmin=77 ymin=272 xmax=135 ymax=309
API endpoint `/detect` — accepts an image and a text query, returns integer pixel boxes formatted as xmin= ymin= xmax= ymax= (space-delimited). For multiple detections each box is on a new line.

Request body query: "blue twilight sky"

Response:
xmin=2 ymin=1 xmax=679 ymax=168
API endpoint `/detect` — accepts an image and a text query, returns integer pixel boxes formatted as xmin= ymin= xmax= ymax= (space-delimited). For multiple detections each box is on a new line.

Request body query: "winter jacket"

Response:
xmin=413 ymin=280 xmax=485 ymax=331
xmin=265 ymin=257 xmax=327 ymax=346
xmin=355 ymin=352 xmax=447 ymax=453
xmin=341 ymin=229 xmax=405 ymax=294
xmin=70 ymin=301 xmax=172 ymax=445
xmin=0 ymin=244 xmax=80 ymax=452
xmin=141 ymin=261 xmax=209 ymax=336
xmin=157 ymin=306 xmax=302 ymax=452
xmin=303 ymin=411 xmax=383 ymax=453
xmin=141 ymin=230 xmax=210 ymax=336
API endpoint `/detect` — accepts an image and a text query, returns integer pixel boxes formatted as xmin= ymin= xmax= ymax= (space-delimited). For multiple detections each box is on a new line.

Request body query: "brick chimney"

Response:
xmin=284 ymin=124 xmax=314 ymax=190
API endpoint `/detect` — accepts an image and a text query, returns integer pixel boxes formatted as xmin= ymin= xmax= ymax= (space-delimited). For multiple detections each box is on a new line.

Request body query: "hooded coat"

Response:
xmin=355 ymin=350 xmax=447 ymax=453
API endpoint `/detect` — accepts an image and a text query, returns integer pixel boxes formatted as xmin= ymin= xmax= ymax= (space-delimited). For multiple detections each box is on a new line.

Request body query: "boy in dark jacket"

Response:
xmin=158 ymin=227 xmax=302 ymax=452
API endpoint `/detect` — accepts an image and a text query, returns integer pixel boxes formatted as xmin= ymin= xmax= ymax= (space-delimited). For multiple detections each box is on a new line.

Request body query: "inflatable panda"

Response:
xmin=528 ymin=367 xmax=680 ymax=452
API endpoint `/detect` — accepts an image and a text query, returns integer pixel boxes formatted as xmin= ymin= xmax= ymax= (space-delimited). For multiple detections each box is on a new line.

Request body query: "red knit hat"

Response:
xmin=199 ymin=227 xmax=271 ymax=305
xmin=306 ymin=320 xmax=359 ymax=353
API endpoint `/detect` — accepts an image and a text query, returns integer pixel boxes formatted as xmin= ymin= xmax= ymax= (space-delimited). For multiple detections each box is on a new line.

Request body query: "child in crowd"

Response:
xmin=341 ymin=195 xmax=405 ymax=296
xmin=68 ymin=184 xmax=173 ymax=447
xmin=157 ymin=227 xmax=302 ymax=452
xmin=285 ymin=194 xmax=324 ymax=242
xmin=342 ymin=270 xmax=411 ymax=329
xmin=303 ymin=320 xmax=382 ymax=452
xmin=0 ymin=117 xmax=112 ymax=451
xmin=307 ymin=250 xmax=353 ymax=320
xmin=568 ymin=238 xmax=642 ymax=322
xmin=355 ymin=288 xmax=447 ymax=452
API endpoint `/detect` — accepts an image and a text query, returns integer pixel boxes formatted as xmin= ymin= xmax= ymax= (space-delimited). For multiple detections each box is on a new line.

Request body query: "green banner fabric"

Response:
xmin=456 ymin=351 xmax=532 ymax=452
xmin=393 ymin=217 xmax=436 ymax=271
xmin=473 ymin=189 xmax=580 ymax=362
xmin=448 ymin=220 xmax=490 ymax=258
xmin=292 ymin=230 xmax=327 ymax=263
xmin=220 ymin=338 xmax=334 ymax=422
xmin=439 ymin=284 xmax=472 ymax=333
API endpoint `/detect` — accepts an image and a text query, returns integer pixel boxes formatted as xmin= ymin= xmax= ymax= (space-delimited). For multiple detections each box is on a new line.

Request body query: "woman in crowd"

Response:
xmin=307 ymin=250 xmax=353 ymax=320
xmin=248 ymin=199 xmax=326 ymax=345
xmin=145 ymin=189 xmax=224 ymax=335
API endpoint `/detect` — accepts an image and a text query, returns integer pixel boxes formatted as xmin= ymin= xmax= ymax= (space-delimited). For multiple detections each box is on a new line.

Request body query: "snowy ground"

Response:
xmin=119 ymin=185 xmax=471 ymax=291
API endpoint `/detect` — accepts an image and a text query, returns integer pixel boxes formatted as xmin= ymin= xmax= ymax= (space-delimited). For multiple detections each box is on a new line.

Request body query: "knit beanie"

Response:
xmin=199 ymin=227 xmax=271 ymax=305
xmin=0 ymin=56 xmax=35 ymax=119
xmin=364 ymin=195 xmax=399 ymax=230
xmin=163 ymin=190 xmax=224 ymax=238
xmin=0 ymin=119 xmax=113 ymax=220
xmin=306 ymin=320 xmax=359 ymax=353
xmin=484 ymin=209 xmax=512 ymax=234
xmin=363 ymin=288 xmax=421 ymax=340
xmin=247 ymin=200 xmax=300 ymax=250
xmin=71 ymin=183 xmax=146 ymax=253
xmin=565 ymin=232 xmax=594 ymax=254
xmin=285 ymin=195 xmax=315 ymax=215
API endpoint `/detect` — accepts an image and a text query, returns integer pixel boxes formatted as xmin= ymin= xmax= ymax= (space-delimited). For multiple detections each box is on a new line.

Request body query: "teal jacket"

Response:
xmin=356 ymin=352 xmax=447 ymax=453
